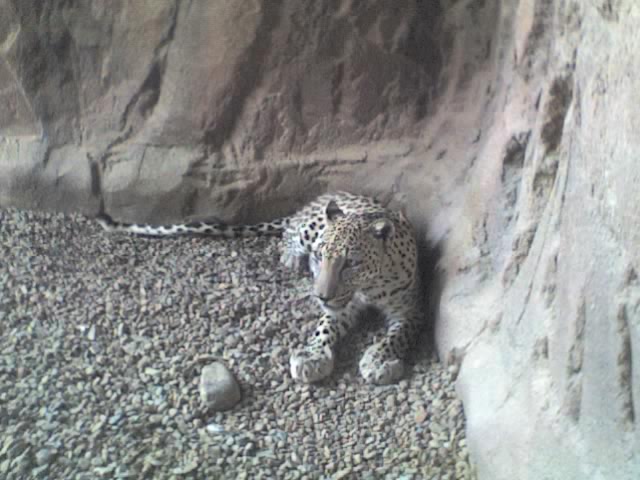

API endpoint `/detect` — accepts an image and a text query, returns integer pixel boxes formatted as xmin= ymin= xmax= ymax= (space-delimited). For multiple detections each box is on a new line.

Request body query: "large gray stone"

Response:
xmin=199 ymin=362 xmax=241 ymax=411
xmin=1 ymin=1 xmax=639 ymax=479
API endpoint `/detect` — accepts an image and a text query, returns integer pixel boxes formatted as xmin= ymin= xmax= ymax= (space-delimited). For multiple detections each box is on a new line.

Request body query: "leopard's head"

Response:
xmin=312 ymin=200 xmax=395 ymax=311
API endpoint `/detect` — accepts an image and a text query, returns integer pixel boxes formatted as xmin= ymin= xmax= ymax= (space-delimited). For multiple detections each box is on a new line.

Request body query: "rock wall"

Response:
xmin=438 ymin=1 xmax=640 ymax=479
xmin=1 ymin=1 xmax=639 ymax=479
xmin=0 ymin=0 xmax=442 ymax=221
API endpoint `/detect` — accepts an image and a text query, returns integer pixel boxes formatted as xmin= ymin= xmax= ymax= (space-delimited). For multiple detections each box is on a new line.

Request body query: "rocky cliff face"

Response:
xmin=1 ymin=1 xmax=638 ymax=478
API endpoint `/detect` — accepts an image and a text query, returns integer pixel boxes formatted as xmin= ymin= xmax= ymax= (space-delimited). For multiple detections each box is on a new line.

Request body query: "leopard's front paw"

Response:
xmin=359 ymin=347 xmax=404 ymax=385
xmin=290 ymin=348 xmax=334 ymax=383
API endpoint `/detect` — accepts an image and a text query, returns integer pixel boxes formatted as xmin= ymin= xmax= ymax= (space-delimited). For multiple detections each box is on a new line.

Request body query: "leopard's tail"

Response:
xmin=96 ymin=213 xmax=287 ymax=238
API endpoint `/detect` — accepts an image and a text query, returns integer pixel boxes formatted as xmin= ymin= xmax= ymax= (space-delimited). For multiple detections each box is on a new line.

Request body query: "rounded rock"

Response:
xmin=199 ymin=362 xmax=242 ymax=411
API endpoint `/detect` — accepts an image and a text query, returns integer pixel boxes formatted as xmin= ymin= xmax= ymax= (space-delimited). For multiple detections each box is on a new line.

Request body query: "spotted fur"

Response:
xmin=290 ymin=198 xmax=421 ymax=385
xmin=97 ymin=191 xmax=421 ymax=385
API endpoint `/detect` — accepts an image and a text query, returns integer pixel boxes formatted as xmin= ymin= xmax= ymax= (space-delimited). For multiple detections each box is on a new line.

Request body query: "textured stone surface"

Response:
xmin=435 ymin=2 xmax=640 ymax=480
xmin=0 ymin=0 xmax=439 ymax=222
xmin=1 ymin=1 xmax=639 ymax=479
xmin=199 ymin=362 xmax=242 ymax=411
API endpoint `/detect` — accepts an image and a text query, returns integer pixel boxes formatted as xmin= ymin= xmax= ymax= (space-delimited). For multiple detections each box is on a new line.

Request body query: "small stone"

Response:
xmin=172 ymin=461 xmax=198 ymax=475
xmin=415 ymin=406 xmax=428 ymax=423
xmin=386 ymin=395 xmax=396 ymax=409
xmin=363 ymin=448 xmax=376 ymax=460
xmin=335 ymin=467 xmax=352 ymax=479
xmin=35 ymin=448 xmax=56 ymax=466
xmin=206 ymin=423 xmax=225 ymax=434
xmin=108 ymin=410 xmax=124 ymax=425
xmin=149 ymin=414 xmax=163 ymax=425
xmin=94 ymin=463 xmax=116 ymax=475
xmin=199 ymin=362 xmax=241 ymax=411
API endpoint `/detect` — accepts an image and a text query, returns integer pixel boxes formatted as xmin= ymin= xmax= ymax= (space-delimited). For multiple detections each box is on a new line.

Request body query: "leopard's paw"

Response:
xmin=359 ymin=347 xmax=404 ymax=385
xmin=290 ymin=348 xmax=334 ymax=383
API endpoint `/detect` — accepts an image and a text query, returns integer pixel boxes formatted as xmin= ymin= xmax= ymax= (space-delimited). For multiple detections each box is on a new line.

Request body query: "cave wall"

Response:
xmin=439 ymin=1 xmax=640 ymax=479
xmin=0 ymin=0 xmax=443 ymax=222
xmin=1 ymin=1 xmax=639 ymax=479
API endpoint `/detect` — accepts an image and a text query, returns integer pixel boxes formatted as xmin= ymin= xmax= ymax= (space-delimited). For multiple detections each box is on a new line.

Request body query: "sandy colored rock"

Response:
xmin=0 ymin=0 xmax=436 ymax=221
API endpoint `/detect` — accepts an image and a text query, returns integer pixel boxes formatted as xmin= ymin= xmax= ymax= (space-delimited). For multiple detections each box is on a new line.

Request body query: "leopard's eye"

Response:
xmin=343 ymin=258 xmax=360 ymax=269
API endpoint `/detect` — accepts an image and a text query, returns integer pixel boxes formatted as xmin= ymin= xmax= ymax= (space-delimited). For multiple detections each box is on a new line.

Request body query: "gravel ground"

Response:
xmin=0 ymin=208 xmax=476 ymax=480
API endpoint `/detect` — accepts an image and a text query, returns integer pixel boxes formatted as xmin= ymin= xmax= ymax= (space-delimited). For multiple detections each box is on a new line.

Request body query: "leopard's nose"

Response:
xmin=314 ymin=293 xmax=332 ymax=302
xmin=313 ymin=281 xmax=337 ymax=302
xmin=313 ymin=257 xmax=341 ymax=300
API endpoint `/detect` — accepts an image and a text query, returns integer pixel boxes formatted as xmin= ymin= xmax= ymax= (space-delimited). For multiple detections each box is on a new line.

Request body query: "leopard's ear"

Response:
xmin=368 ymin=218 xmax=395 ymax=240
xmin=325 ymin=200 xmax=344 ymax=223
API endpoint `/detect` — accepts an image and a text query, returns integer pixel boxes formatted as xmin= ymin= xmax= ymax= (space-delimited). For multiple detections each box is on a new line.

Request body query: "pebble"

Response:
xmin=335 ymin=467 xmax=353 ymax=479
xmin=386 ymin=395 xmax=396 ymax=409
xmin=415 ymin=406 xmax=428 ymax=423
xmin=206 ymin=423 xmax=225 ymax=433
xmin=172 ymin=461 xmax=199 ymax=475
xmin=35 ymin=448 xmax=56 ymax=466
xmin=199 ymin=362 xmax=242 ymax=411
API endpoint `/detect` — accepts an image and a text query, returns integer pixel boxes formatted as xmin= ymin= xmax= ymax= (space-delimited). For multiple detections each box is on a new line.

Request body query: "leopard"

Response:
xmin=96 ymin=191 xmax=422 ymax=385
